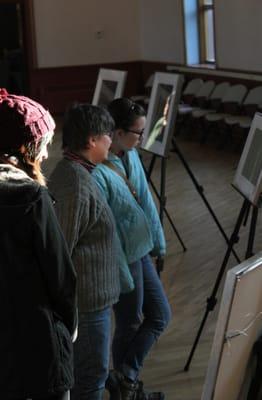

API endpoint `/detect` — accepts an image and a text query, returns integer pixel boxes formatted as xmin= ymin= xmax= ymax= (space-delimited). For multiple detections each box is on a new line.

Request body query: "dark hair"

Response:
xmin=108 ymin=98 xmax=146 ymax=131
xmin=62 ymin=103 xmax=115 ymax=151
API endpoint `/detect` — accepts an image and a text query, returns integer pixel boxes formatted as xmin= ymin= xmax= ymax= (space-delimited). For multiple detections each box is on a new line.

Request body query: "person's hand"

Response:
xmin=155 ymin=256 xmax=164 ymax=273
xmin=150 ymin=248 xmax=165 ymax=258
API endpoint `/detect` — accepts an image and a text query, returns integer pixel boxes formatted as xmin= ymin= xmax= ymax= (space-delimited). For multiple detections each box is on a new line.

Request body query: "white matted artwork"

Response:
xmin=92 ymin=68 xmax=127 ymax=107
xmin=201 ymin=252 xmax=262 ymax=400
xmin=140 ymin=72 xmax=184 ymax=157
xmin=233 ymin=113 xmax=262 ymax=206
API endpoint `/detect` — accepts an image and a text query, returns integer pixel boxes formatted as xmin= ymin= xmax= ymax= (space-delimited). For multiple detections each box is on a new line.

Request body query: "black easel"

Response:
xmin=184 ymin=194 xmax=260 ymax=371
xmin=146 ymin=154 xmax=186 ymax=248
xmin=171 ymin=138 xmax=240 ymax=264
xmin=141 ymin=154 xmax=187 ymax=275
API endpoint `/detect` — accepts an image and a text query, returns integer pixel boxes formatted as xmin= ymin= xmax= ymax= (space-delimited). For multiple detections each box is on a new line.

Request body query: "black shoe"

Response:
xmin=106 ymin=370 xmax=121 ymax=400
xmin=106 ymin=370 xmax=165 ymax=400
xmin=106 ymin=370 xmax=138 ymax=400
xmin=118 ymin=374 xmax=139 ymax=400
xmin=136 ymin=380 xmax=165 ymax=400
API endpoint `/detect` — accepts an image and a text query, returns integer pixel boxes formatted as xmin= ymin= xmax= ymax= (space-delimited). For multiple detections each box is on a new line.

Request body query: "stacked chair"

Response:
xmin=130 ymin=74 xmax=154 ymax=109
xmin=178 ymin=79 xmax=215 ymax=116
xmin=202 ymin=84 xmax=248 ymax=147
xmin=176 ymin=78 xmax=204 ymax=135
xmin=178 ymin=78 xmax=204 ymax=114
xmin=190 ymin=81 xmax=230 ymax=140
xmin=177 ymin=79 xmax=215 ymax=136
xmin=191 ymin=82 xmax=230 ymax=121
xmin=222 ymin=85 xmax=262 ymax=149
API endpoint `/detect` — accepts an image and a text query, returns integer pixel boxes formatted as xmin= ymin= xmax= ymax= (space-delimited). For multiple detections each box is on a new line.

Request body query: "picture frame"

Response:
xmin=92 ymin=68 xmax=127 ymax=107
xmin=140 ymin=72 xmax=184 ymax=157
xmin=233 ymin=113 xmax=262 ymax=206
xmin=201 ymin=252 xmax=262 ymax=400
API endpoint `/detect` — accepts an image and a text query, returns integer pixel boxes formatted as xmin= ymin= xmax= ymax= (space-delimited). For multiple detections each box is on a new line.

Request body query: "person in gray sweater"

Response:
xmin=49 ymin=104 xmax=125 ymax=400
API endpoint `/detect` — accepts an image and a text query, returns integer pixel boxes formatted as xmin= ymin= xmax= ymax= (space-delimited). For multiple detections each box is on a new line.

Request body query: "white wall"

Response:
xmin=215 ymin=0 xmax=262 ymax=72
xmin=140 ymin=0 xmax=185 ymax=63
xmin=33 ymin=0 xmax=185 ymax=68
xmin=33 ymin=0 xmax=262 ymax=74
xmin=33 ymin=0 xmax=141 ymax=68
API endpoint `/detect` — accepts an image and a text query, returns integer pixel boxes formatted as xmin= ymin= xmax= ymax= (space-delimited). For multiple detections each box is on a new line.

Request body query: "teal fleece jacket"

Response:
xmin=92 ymin=149 xmax=166 ymax=265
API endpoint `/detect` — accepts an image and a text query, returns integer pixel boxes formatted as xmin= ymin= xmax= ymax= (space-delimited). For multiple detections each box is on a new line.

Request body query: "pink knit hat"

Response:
xmin=0 ymin=88 xmax=55 ymax=152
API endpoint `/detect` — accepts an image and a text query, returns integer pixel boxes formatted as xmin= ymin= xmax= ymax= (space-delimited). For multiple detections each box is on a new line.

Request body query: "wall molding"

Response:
xmin=141 ymin=61 xmax=262 ymax=89
xmin=166 ymin=64 xmax=262 ymax=83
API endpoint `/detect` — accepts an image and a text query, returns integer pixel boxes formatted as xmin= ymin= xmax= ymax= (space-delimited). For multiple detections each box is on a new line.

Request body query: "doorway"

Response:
xmin=0 ymin=0 xmax=35 ymax=94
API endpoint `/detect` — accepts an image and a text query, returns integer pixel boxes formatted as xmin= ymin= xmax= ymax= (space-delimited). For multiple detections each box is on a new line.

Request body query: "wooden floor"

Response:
xmin=43 ymin=126 xmax=262 ymax=400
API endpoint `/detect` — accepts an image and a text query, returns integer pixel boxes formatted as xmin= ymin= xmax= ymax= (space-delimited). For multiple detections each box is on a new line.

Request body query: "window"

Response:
xmin=183 ymin=0 xmax=216 ymax=66
xmin=199 ymin=0 xmax=215 ymax=63
xmin=183 ymin=0 xmax=200 ymax=65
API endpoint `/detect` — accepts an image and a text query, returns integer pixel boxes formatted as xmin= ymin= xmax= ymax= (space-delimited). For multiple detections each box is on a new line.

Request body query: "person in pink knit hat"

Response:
xmin=0 ymin=89 xmax=77 ymax=400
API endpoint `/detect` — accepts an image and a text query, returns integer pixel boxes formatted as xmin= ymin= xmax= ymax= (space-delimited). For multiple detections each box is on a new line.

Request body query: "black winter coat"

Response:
xmin=0 ymin=164 xmax=77 ymax=399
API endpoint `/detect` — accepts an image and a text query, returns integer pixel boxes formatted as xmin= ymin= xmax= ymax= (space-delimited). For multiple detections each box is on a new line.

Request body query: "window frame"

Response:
xmin=198 ymin=0 xmax=216 ymax=65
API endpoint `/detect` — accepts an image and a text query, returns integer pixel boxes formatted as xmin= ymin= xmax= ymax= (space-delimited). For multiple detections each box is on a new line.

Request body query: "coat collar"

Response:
xmin=0 ymin=163 xmax=32 ymax=184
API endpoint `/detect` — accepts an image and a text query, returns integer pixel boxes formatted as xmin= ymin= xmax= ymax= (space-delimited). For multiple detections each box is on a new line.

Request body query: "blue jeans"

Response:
xmin=112 ymin=254 xmax=172 ymax=381
xmin=71 ymin=307 xmax=111 ymax=400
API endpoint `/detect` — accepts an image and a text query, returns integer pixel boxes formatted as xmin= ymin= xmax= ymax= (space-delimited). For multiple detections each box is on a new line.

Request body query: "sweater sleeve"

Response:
xmin=33 ymin=188 xmax=77 ymax=335
xmin=135 ymin=152 xmax=166 ymax=257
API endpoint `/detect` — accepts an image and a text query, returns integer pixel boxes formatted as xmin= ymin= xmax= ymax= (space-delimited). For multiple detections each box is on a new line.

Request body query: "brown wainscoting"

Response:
xmin=29 ymin=60 xmax=262 ymax=114
xmin=140 ymin=61 xmax=170 ymax=85
xmin=29 ymin=61 xmax=144 ymax=114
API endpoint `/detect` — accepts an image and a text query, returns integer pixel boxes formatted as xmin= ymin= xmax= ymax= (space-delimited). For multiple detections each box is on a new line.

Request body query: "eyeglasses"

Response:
xmin=126 ymin=128 xmax=144 ymax=137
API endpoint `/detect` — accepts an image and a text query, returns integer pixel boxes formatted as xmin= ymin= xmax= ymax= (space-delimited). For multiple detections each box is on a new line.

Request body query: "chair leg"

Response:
xmin=216 ymin=122 xmax=229 ymax=150
xmin=200 ymin=120 xmax=211 ymax=144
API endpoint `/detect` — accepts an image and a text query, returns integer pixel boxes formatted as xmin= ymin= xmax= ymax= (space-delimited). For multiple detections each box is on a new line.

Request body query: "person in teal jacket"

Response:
xmin=92 ymin=98 xmax=172 ymax=400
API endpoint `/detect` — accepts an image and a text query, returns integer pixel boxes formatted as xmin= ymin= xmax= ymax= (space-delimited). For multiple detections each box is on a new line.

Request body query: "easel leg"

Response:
xmin=155 ymin=158 xmax=167 ymax=276
xmin=172 ymin=138 xmax=240 ymax=264
xmin=184 ymin=198 xmax=250 ymax=371
xmin=146 ymin=154 xmax=157 ymax=181
xmin=243 ymin=203 xmax=251 ymax=227
xmin=159 ymin=157 xmax=167 ymax=225
xmin=141 ymin=154 xmax=187 ymax=252
xmin=245 ymin=206 xmax=258 ymax=259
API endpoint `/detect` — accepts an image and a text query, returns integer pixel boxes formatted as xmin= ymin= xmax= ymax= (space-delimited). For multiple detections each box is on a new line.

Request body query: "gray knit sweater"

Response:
xmin=49 ymin=159 xmax=120 ymax=312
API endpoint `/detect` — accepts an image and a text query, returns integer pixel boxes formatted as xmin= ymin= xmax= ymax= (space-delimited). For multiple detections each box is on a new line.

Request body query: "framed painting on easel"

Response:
xmin=233 ymin=113 xmax=262 ymax=206
xmin=202 ymin=252 xmax=262 ymax=400
xmin=92 ymin=68 xmax=127 ymax=107
xmin=140 ymin=72 xmax=184 ymax=157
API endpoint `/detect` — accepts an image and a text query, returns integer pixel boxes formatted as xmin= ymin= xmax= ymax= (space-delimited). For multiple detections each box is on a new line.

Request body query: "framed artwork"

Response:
xmin=140 ymin=72 xmax=184 ymax=157
xmin=233 ymin=113 xmax=262 ymax=206
xmin=201 ymin=252 xmax=262 ymax=400
xmin=92 ymin=68 xmax=127 ymax=107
